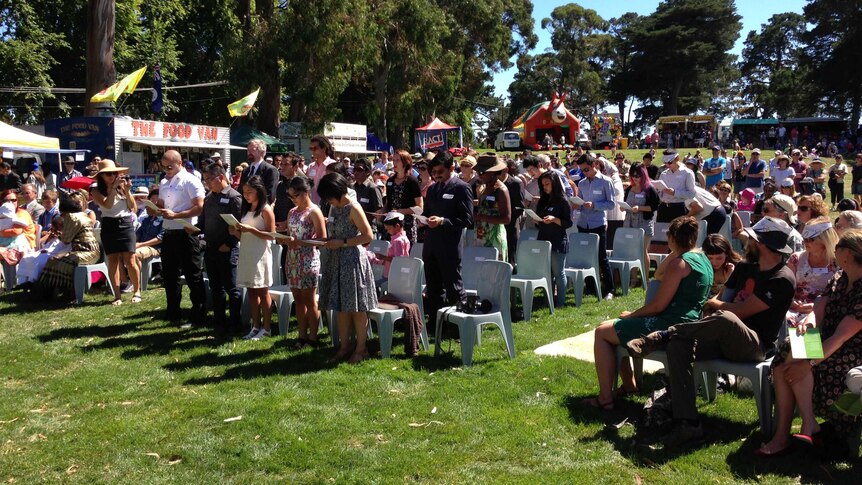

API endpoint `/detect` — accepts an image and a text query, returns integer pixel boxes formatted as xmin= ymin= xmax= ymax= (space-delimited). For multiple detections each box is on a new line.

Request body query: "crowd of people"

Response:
xmin=2 ymin=135 xmax=862 ymax=456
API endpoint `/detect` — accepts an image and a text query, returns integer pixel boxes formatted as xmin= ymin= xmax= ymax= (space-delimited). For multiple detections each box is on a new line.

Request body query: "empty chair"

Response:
xmin=435 ymin=260 xmax=514 ymax=365
xmin=608 ymin=227 xmax=646 ymax=296
xmin=564 ymin=232 xmax=601 ymax=307
xmin=695 ymin=220 xmax=708 ymax=247
xmin=268 ymin=285 xmax=296 ymax=336
xmin=270 ymin=240 xmax=284 ymax=286
xmin=368 ymin=257 xmax=429 ymax=357
xmin=649 ymin=222 xmax=670 ymax=269
xmin=509 ymin=239 xmax=554 ymax=321
xmin=519 ymin=228 xmax=539 ymax=243
xmin=737 ymin=210 xmax=752 ymax=228
xmin=462 ymin=246 xmax=499 ymax=294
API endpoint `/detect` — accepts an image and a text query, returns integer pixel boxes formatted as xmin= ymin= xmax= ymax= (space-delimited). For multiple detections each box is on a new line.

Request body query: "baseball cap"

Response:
xmin=742 ymin=216 xmax=793 ymax=254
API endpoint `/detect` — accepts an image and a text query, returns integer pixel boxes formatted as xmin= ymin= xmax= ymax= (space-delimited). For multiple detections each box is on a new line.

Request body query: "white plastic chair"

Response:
xmin=367 ymin=257 xmax=430 ymax=358
xmin=737 ymin=210 xmax=752 ymax=228
xmin=435 ymin=260 xmax=514 ymax=365
xmin=564 ymin=232 xmax=601 ymax=307
xmin=368 ymin=239 xmax=390 ymax=285
xmin=140 ymin=255 xmax=161 ymax=291
xmin=608 ymin=227 xmax=646 ymax=296
xmin=409 ymin=242 xmax=423 ymax=260
xmin=518 ymin=228 xmax=539 ymax=243
xmin=695 ymin=220 xmax=707 ymax=247
xmin=462 ymin=246 xmax=499 ymax=295
xmin=270 ymin=240 xmax=284 ymax=286
xmin=509 ymin=239 xmax=554 ymax=321
xmin=649 ymin=222 xmax=670 ymax=269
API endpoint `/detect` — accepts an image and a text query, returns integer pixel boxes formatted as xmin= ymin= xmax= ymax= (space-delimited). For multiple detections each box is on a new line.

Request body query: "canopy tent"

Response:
xmin=414 ymin=117 xmax=463 ymax=153
xmin=0 ymin=121 xmax=60 ymax=150
xmin=230 ymin=125 xmax=291 ymax=153
xmin=366 ymin=133 xmax=392 ymax=154
xmin=731 ymin=118 xmax=779 ymax=126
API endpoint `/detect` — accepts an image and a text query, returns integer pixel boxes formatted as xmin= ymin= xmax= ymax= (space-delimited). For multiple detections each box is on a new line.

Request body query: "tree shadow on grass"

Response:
xmin=563 ymin=393 xmax=759 ymax=466
xmin=179 ymin=345 xmax=341 ymax=384
xmin=86 ymin=326 xmax=222 ymax=359
xmin=0 ymin=291 xmax=106 ymax=316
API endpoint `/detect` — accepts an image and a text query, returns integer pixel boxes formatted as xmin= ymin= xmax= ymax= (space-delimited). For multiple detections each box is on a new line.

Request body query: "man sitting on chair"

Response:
xmin=626 ymin=216 xmax=796 ymax=447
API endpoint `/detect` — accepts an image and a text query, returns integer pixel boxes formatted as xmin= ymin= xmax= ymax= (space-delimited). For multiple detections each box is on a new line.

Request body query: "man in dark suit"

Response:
xmin=423 ymin=150 xmax=474 ymax=326
xmin=239 ymin=139 xmax=279 ymax=204
xmin=0 ymin=161 xmax=22 ymax=192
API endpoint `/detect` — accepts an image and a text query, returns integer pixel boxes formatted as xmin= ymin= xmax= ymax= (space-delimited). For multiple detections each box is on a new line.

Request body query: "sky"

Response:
xmin=491 ymin=0 xmax=810 ymax=101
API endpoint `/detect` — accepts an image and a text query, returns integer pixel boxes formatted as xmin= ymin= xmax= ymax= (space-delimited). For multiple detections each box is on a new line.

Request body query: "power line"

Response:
xmin=0 ymin=80 xmax=229 ymax=94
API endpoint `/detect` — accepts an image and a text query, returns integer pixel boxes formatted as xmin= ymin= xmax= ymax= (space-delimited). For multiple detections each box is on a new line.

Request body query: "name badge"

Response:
xmin=593 ymin=190 xmax=602 ymax=195
xmin=442 ymin=194 xmax=454 ymax=200
xmin=359 ymin=197 xmax=369 ymax=203
xmin=486 ymin=196 xmax=495 ymax=201
xmin=308 ymin=169 xmax=317 ymax=177
xmin=153 ymin=220 xmax=161 ymax=226
xmin=220 ymin=198 xmax=230 ymax=204
xmin=387 ymin=181 xmax=393 ymax=186
xmin=635 ymin=194 xmax=645 ymax=199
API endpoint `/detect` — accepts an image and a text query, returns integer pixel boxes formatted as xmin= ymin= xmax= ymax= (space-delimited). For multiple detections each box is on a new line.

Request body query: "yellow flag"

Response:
xmin=227 ymin=88 xmax=260 ymax=117
xmin=90 ymin=66 xmax=147 ymax=103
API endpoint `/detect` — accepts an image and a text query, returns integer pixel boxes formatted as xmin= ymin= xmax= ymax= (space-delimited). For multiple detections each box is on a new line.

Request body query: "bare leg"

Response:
xmin=335 ymin=311 xmax=354 ymax=357
xmin=350 ymin=311 xmax=369 ymax=362
xmin=249 ymin=290 xmax=261 ymax=330
xmin=106 ymin=253 xmax=122 ymax=302
xmin=122 ymin=252 xmax=141 ymax=297
xmin=593 ymin=321 xmax=621 ymax=404
xmin=789 ymin=365 xmax=820 ymax=436
xmin=259 ymin=288 xmax=272 ymax=332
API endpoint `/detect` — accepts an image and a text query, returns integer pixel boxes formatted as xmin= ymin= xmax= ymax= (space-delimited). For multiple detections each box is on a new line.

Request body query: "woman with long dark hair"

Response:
xmin=623 ymin=162 xmax=660 ymax=273
xmin=535 ymin=170 xmax=572 ymax=308
xmin=702 ymin=234 xmax=741 ymax=299
xmin=231 ymin=175 xmax=276 ymax=340
xmin=90 ymin=160 xmax=139 ymax=305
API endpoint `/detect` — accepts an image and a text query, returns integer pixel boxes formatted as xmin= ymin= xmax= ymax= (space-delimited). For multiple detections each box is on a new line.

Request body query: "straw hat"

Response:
xmin=94 ymin=159 xmax=129 ymax=175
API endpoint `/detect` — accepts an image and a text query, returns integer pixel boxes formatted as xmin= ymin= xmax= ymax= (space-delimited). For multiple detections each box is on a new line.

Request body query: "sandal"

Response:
xmin=131 ymin=294 xmax=142 ymax=304
xmin=328 ymin=348 xmax=352 ymax=364
xmin=582 ymin=396 xmax=615 ymax=411
xmin=111 ymin=298 xmax=123 ymax=306
xmin=291 ymin=338 xmax=310 ymax=351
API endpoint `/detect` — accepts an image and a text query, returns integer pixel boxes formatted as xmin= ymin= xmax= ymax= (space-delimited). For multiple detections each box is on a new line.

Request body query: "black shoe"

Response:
xmin=626 ymin=331 xmax=666 ymax=358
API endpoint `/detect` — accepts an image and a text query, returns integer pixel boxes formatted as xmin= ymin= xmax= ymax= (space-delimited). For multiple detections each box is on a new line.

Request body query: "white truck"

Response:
xmin=494 ymin=131 xmax=521 ymax=151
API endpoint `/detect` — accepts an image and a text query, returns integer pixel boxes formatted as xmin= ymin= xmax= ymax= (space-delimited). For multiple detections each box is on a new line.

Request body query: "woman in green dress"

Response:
xmin=470 ymin=154 xmax=511 ymax=261
xmin=585 ymin=216 xmax=714 ymax=410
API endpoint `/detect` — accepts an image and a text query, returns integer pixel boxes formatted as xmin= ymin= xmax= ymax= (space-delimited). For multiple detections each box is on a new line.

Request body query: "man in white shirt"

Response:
xmin=158 ymin=149 xmax=207 ymax=327
xmin=657 ymin=149 xmax=696 ymax=223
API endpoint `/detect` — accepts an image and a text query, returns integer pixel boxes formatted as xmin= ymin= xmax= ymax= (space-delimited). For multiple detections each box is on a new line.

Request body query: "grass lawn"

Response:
xmin=1 ymin=278 xmax=859 ymax=483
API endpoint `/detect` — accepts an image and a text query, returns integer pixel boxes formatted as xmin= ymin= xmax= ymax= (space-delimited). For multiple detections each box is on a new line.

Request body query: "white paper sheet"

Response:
xmin=220 ymin=213 xmax=240 ymax=226
xmin=524 ymin=209 xmax=543 ymax=222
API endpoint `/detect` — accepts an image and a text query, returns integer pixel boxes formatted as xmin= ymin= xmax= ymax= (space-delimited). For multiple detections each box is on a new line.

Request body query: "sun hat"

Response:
xmin=132 ymin=186 xmax=150 ymax=198
xmin=94 ymin=159 xmax=129 ymax=175
xmin=742 ymin=216 xmax=793 ymax=254
xmin=211 ymin=152 xmax=221 ymax=159
xmin=769 ymin=194 xmax=798 ymax=226
xmin=474 ymin=154 xmax=506 ymax=173
xmin=801 ymin=220 xmax=833 ymax=240
xmin=460 ymin=155 xmax=477 ymax=168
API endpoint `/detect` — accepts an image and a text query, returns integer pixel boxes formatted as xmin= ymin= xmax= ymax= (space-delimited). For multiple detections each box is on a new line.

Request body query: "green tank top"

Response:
xmin=661 ymin=251 xmax=714 ymax=323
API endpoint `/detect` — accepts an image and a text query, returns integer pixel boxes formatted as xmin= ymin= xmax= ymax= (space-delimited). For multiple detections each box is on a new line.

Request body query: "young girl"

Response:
xmin=281 ymin=176 xmax=326 ymax=349
xmin=232 ymin=176 xmax=276 ymax=340
xmin=368 ymin=211 xmax=411 ymax=281
xmin=702 ymin=234 xmax=741 ymax=299
xmin=736 ymin=188 xmax=756 ymax=212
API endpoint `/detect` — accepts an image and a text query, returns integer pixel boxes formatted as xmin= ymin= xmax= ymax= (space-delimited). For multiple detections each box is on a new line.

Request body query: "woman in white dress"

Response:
xmin=230 ymin=176 xmax=275 ymax=340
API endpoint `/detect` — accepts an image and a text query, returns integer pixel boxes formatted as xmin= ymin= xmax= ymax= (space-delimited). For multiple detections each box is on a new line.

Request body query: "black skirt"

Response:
xmin=101 ymin=215 xmax=136 ymax=254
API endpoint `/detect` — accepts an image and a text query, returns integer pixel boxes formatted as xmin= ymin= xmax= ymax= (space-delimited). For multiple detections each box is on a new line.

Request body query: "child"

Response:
xmin=368 ymin=211 xmax=411 ymax=281
xmin=736 ymin=188 xmax=756 ymax=212
xmin=17 ymin=214 xmax=69 ymax=286
xmin=230 ymin=176 xmax=275 ymax=340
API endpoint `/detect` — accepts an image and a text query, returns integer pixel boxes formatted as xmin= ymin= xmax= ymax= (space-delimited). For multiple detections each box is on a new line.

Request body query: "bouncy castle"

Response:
xmin=512 ymin=92 xmax=581 ymax=149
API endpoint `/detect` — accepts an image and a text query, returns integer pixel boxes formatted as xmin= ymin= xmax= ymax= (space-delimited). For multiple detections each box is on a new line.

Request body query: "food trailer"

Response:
xmin=45 ymin=116 xmax=243 ymax=175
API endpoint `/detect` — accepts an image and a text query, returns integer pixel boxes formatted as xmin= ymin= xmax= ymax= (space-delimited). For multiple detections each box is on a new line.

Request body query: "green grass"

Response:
xmin=0 ymin=281 xmax=858 ymax=483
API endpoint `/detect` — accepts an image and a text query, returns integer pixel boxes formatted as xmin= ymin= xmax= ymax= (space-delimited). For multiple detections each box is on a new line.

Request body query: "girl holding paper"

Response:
xmin=231 ymin=176 xmax=276 ymax=340
xmin=623 ymin=163 xmax=659 ymax=272
xmin=536 ymin=171 xmax=572 ymax=308
xmin=758 ymin=229 xmax=862 ymax=458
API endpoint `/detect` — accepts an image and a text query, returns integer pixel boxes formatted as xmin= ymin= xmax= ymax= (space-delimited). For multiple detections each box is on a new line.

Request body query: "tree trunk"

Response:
xmin=84 ymin=0 xmax=115 ymax=116
xmin=372 ymin=61 xmax=390 ymax=141
xmin=851 ymin=91 xmax=861 ymax=132
xmin=617 ymin=100 xmax=626 ymax=135
xmin=256 ymin=55 xmax=281 ymax=136
xmin=667 ymin=78 xmax=683 ymax=116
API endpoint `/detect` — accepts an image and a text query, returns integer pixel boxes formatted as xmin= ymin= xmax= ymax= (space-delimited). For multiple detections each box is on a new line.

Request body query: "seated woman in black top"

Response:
xmin=535 ymin=171 xmax=573 ymax=307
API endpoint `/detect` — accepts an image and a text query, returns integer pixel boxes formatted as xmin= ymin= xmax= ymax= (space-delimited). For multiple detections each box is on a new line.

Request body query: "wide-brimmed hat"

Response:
xmin=95 ymin=159 xmax=129 ymax=175
xmin=132 ymin=186 xmax=150 ymax=198
xmin=742 ymin=216 xmax=793 ymax=254
xmin=211 ymin=152 xmax=222 ymax=159
xmin=769 ymin=194 xmax=798 ymax=226
xmin=751 ymin=148 xmax=761 ymax=154
xmin=809 ymin=157 xmax=825 ymax=166
xmin=460 ymin=155 xmax=477 ymax=168
xmin=474 ymin=154 xmax=506 ymax=173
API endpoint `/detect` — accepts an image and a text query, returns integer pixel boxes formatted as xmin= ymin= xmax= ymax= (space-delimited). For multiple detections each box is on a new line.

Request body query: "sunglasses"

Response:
xmin=3 ymin=198 xmax=17 ymax=202
xmin=797 ymin=206 xmax=811 ymax=212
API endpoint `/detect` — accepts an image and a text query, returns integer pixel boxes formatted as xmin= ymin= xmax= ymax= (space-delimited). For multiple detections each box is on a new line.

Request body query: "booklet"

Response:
xmin=651 ymin=179 xmax=668 ymax=192
xmin=176 ymin=219 xmax=200 ymax=232
xmin=410 ymin=206 xmax=423 ymax=215
xmin=617 ymin=200 xmax=632 ymax=211
xmin=566 ymin=195 xmax=585 ymax=206
xmin=414 ymin=214 xmax=429 ymax=225
xmin=300 ymin=239 xmax=326 ymax=247
xmin=265 ymin=231 xmax=292 ymax=241
xmin=789 ymin=326 xmax=824 ymax=359
xmin=142 ymin=199 xmax=160 ymax=211
xmin=220 ymin=213 xmax=240 ymax=227
xmin=524 ymin=209 xmax=543 ymax=222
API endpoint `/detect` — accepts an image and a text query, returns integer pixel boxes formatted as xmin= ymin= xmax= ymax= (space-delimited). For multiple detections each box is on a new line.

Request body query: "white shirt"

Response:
xmin=246 ymin=159 xmax=264 ymax=178
xmin=658 ymin=165 xmax=696 ymax=203
xmin=98 ymin=191 xmax=133 ymax=219
xmin=685 ymin=187 xmax=721 ymax=220
xmin=771 ymin=167 xmax=795 ymax=188
xmin=160 ymin=169 xmax=206 ymax=230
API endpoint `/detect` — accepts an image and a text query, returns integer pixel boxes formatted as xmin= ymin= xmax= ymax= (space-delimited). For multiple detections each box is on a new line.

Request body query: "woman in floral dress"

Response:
xmin=470 ymin=155 xmax=510 ymax=261
xmin=283 ymin=176 xmax=326 ymax=348
xmin=786 ymin=217 xmax=838 ymax=325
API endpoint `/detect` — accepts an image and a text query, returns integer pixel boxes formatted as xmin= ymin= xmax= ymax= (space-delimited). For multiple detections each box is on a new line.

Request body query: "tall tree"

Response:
xmin=738 ymin=12 xmax=814 ymax=118
xmin=802 ymin=0 xmax=862 ymax=126
xmin=604 ymin=12 xmax=640 ymax=134
xmin=84 ymin=0 xmax=115 ymax=116
xmin=540 ymin=3 xmax=608 ymax=115
xmin=625 ymin=0 xmax=741 ymax=116
xmin=507 ymin=53 xmax=560 ymax=127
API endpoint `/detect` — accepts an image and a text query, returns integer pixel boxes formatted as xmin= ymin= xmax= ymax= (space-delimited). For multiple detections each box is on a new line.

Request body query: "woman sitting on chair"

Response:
xmin=585 ymin=216 xmax=713 ymax=410
xmin=757 ymin=229 xmax=862 ymax=458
